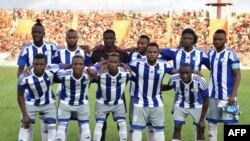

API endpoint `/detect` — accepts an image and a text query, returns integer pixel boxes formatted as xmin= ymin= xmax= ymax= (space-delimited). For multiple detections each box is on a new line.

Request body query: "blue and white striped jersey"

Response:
xmin=168 ymin=74 xmax=208 ymax=108
xmin=17 ymin=64 xmax=61 ymax=105
xmin=17 ymin=42 xmax=58 ymax=66
xmin=129 ymin=58 xmax=173 ymax=107
xmin=162 ymin=47 xmax=209 ymax=71
xmin=53 ymin=47 xmax=92 ymax=65
xmin=128 ymin=51 xmax=165 ymax=63
xmin=208 ymin=47 xmax=240 ymax=100
xmin=95 ymin=67 xmax=130 ymax=105
xmin=128 ymin=51 xmax=165 ymax=97
xmin=56 ymin=69 xmax=90 ymax=106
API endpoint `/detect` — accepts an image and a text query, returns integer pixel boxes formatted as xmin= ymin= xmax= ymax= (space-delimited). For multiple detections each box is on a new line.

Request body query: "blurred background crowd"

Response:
xmin=0 ymin=9 xmax=249 ymax=65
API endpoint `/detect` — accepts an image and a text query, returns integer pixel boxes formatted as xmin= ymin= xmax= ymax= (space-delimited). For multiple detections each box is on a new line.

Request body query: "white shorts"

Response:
xmin=174 ymin=106 xmax=202 ymax=125
xmin=131 ymin=106 xmax=165 ymax=131
xmin=25 ymin=103 xmax=56 ymax=123
xmin=57 ymin=103 xmax=90 ymax=124
xmin=95 ymin=102 xmax=126 ymax=123
xmin=206 ymin=98 xmax=239 ymax=124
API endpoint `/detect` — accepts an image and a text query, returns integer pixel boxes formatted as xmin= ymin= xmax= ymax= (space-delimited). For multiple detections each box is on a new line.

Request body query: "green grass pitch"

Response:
xmin=0 ymin=67 xmax=249 ymax=141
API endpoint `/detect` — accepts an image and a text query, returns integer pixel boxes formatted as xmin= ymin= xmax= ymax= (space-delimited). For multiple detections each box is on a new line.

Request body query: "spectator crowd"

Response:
xmin=0 ymin=9 xmax=249 ymax=58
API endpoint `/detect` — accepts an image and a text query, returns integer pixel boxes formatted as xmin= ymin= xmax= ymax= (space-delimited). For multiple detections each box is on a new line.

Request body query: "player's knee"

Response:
xmin=118 ymin=121 xmax=126 ymax=130
xmin=154 ymin=130 xmax=165 ymax=141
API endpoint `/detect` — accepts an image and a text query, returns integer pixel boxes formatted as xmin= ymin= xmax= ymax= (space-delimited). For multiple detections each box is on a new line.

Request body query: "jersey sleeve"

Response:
xmin=52 ymin=49 xmax=61 ymax=64
xmin=121 ymin=51 xmax=129 ymax=64
xmin=17 ymin=75 xmax=27 ymax=91
xmin=90 ymin=51 xmax=99 ymax=64
xmin=17 ymin=46 xmax=28 ymax=66
xmin=129 ymin=60 xmax=139 ymax=75
xmin=229 ymin=51 xmax=240 ymax=70
xmin=46 ymin=64 xmax=61 ymax=73
xmin=167 ymin=76 xmax=175 ymax=86
xmin=198 ymin=77 xmax=209 ymax=96
xmin=51 ymin=44 xmax=59 ymax=60
xmin=56 ymin=69 xmax=66 ymax=80
xmin=201 ymin=51 xmax=210 ymax=69
xmin=161 ymin=48 xmax=177 ymax=60
xmin=84 ymin=53 xmax=93 ymax=66
xmin=164 ymin=61 xmax=174 ymax=74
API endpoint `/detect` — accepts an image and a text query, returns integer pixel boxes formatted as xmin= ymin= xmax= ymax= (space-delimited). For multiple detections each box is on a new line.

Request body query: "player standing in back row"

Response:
xmin=206 ymin=29 xmax=241 ymax=141
xmin=17 ymin=19 xmax=58 ymax=141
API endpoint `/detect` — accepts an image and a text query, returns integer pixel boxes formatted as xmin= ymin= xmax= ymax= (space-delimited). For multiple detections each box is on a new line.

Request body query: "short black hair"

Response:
xmin=67 ymin=29 xmax=77 ymax=33
xmin=72 ymin=53 xmax=84 ymax=63
xmin=147 ymin=42 xmax=159 ymax=48
xmin=103 ymin=29 xmax=116 ymax=37
xmin=34 ymin=53 xmax=45 ymax=60
xmin=214 ymin=29 xmax=227 ymax=36
xmin=139 ymin=35 xmax=150 ymax=42
xmin=108 ymin=52 xmax=120 ymax=61
xmin=179 ymin=63 xmax=192 ymax=71
xmin=33 ymin=19 xmax=44 ymax=28
xmin=181 ymin=28 xmax=197 ymax=44
xmin=66 ymin=29 xmax=77 ymax=36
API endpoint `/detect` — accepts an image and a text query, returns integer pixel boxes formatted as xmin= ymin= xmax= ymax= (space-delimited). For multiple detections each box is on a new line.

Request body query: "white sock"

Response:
xmin=118 ymin=121 xmax=127 ymax=141
xmin=93 ymin=122 xmax=104 ymax=141
xmin=194 ymin=126 xmax=197 ymax=140
xmin=172 ymin=139 xmax=181 ymax=141
xmin=80 ymin=124 xmax=91 ymax=141
xmin=40 ymin=117 xmax=48 ymax=141
xmin=18 ymin=127 xmax=30 ymax=141
xmin=128 ymin=127 xmax=133 ymax=141
xmin=47 ymin=124 xmax=56 ymax=141
xmin=196 ymin=140 xmax=205 ymax=141
xmin=132 ymin=130 xmax=142 ymax=141
xmin=79 ymin=123 xmax=82 ymax=140
xmin=147 ymin=125 xmax=154 ymax=141
xmin=28 ymin=124 xmax=33 ymax=141
xmin=208 ymin=123 xmax=217 ymax=141
xmin=153 ymin=130 xmax=165 ymax=141
xmin=56 ymin=122 xmax=67 ymax=141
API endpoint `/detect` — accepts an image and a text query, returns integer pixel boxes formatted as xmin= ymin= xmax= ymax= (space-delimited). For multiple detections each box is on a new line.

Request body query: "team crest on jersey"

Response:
xmin=46 ymin=76 xmax=53 ymax=81
xmin=119 ymin=78 xmax=125 ymax=83
xmin=157 ymin=69 xmax=163 ymax=74
xmin=83 ymin=79 xmax=90 ymax=84
xmin=45 ymin=49 xmax=50 ymax=55
xmin=220 ymin=57 xmax=225 ymax=62
xmin=191 ymin=88 xmax=198 ymax=93
xmin=192 ymin=56 xmax=197 ymax=61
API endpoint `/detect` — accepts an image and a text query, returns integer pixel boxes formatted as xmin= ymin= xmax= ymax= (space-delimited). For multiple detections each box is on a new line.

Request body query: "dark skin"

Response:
xmin=72 ymin=57 xmax=85 ymax=79
xmin=181 ymin=33 xmax=194 ymax=52
xmin=137 ymin=38 xmax=149 ymax=55
xmin=163 ymin=66 xmax=208 ymax=140
xmin=146 ymin=46 xmax=159 ymax=66
xmin=71 ymin=57 xmax=97 ymax=80
xmin=145 ymin=45 xmax=177 ymax=74
xmin=17 ymin=25 xmax=45 ymax=77
xmin=17 ymin=58 xmax=55 ymax=129
xmin=32 ymin=25 xmax=45 ymax=47
xmin=66 ymin=31 xmax=78 ymax=52
xmin=107 ymin=56 xmax=120 ymax=76
xmin=213 ymin=33 xmax=241 ymax=104
xmin=103 ymin=32 xmax=116 ymax=53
